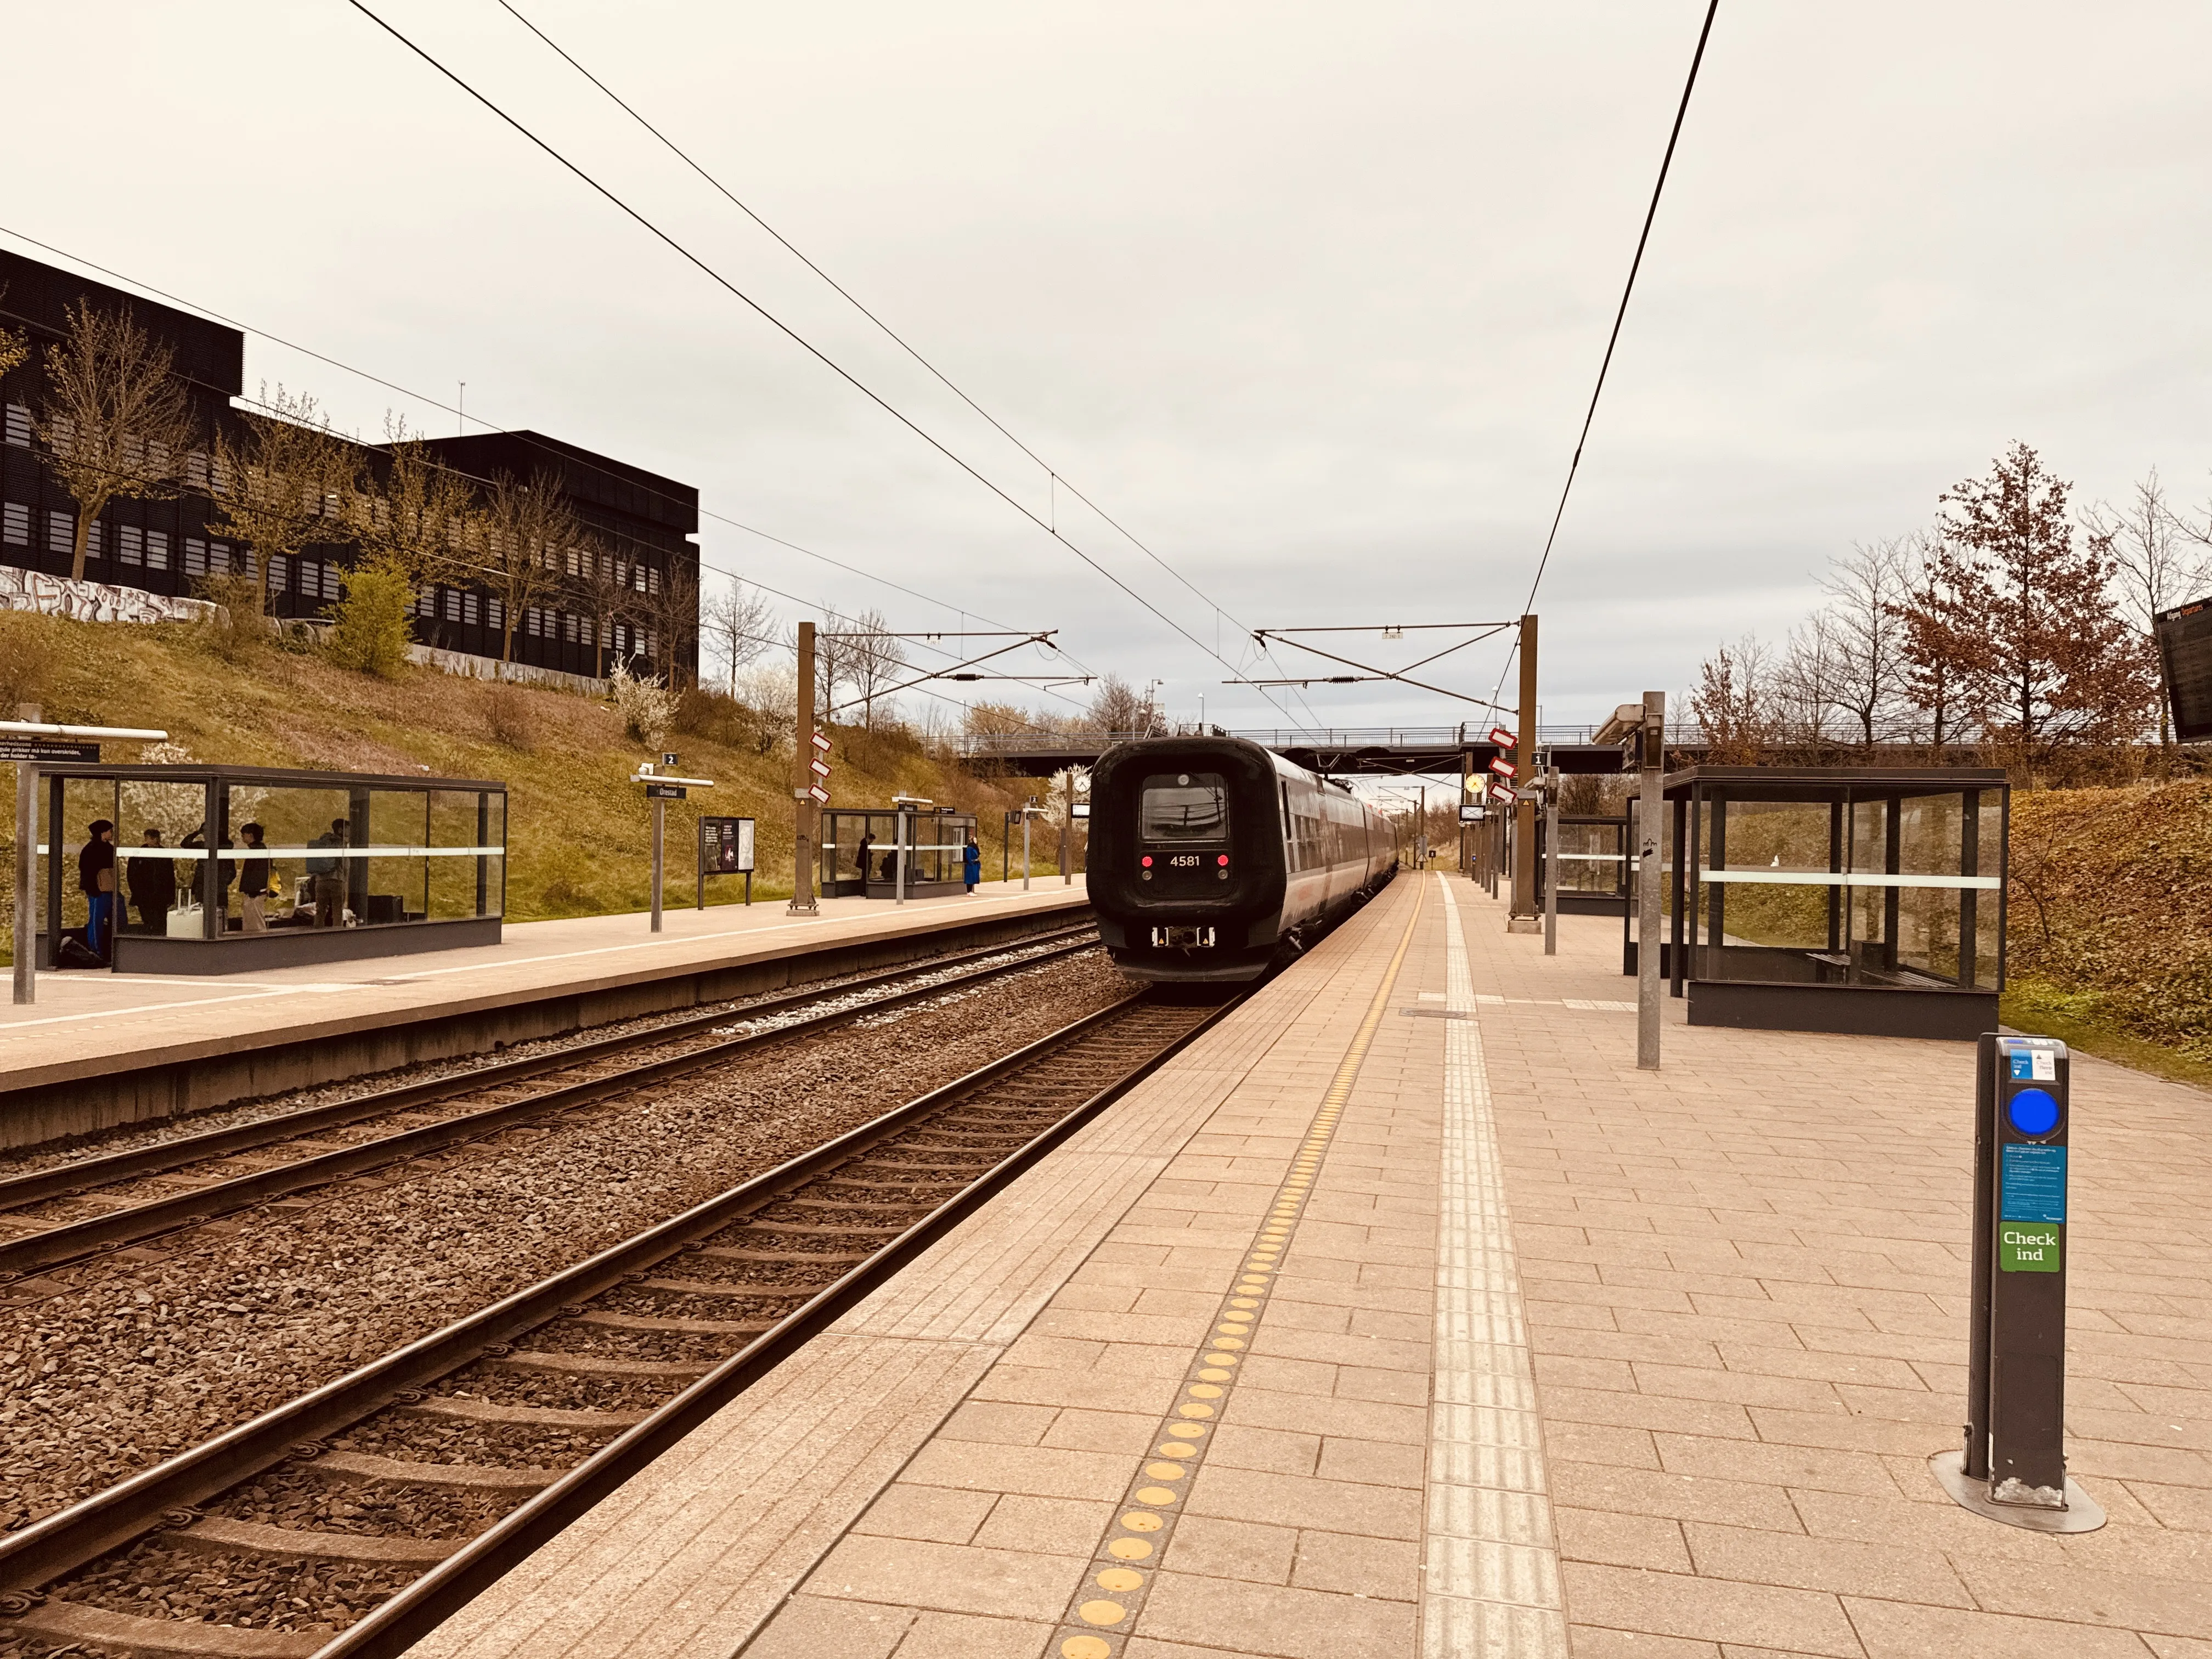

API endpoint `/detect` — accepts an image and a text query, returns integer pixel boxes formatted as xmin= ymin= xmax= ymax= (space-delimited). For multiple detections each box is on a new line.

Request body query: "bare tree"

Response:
xmin=838 ymin=608 xmax=908 ymax=729
xmin=354 ymin=418 xmax=476 ymax=584
xmin=564 ymin=533 xmax=639 ymax=680
xmin=1689 ymin=635 xmax=1773 ymax=761
xmin=1820 ymin=536 xmax=1917 ymax=749
xmin=2080 ymin=470 xmax=2209 ymax=749
xmin=1088 ymin=673 xmax=1163 ymax=736
xmin=32 ymin=300 xmax=198 ymax=583
xmin=204 ymin=387 xmax=362 ymax=614
xmin=474 ymin=471 xmax=578 ymax=665
xmin=811 ymin=619 xmax=856 ymax=724
xmin=633 ymin=556 xmax=703 ymax=688
xmin=702 ymin=579 xmax=776 ymax=693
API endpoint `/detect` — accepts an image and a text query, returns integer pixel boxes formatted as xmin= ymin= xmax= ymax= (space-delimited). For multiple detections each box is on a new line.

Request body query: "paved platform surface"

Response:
xmin=0 ymin=879 xmax=1088 ymax=1088
xmin=404 ymin=873 xmax=2212 ymax=1659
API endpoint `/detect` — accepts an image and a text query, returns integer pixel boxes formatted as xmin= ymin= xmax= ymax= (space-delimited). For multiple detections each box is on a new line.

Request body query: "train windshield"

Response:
xmin=1139 ymin=772 xmax=1229 ymax=842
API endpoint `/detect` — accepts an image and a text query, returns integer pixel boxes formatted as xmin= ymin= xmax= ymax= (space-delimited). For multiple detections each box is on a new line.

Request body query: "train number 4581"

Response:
xmin=1167 ymin=854 xmax=1203 ymax=868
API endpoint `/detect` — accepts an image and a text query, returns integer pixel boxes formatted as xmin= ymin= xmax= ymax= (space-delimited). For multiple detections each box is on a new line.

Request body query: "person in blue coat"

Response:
xmin=963 ymin=833 xmax=981 ymax=894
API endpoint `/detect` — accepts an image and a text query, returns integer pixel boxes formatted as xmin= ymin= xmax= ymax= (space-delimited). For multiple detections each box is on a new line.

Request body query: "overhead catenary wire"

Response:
xmin=493 ymin=0 xmax=1325 ymax=729
xmin=1486 ymin=0 xmax=1721 ymax=716
xmin=342 ymin=0 xmax=1306 ymax=725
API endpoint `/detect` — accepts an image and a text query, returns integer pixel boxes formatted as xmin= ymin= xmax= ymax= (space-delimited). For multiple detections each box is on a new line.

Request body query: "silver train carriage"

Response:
xmin=1087 ymin=737 xmax=1397 ymax=983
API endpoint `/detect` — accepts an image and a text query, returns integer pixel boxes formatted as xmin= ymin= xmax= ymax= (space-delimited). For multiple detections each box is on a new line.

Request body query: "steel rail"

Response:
xmin=0 ymin=989 xmax=1234 ymax=1623
xmin=0 ymin=921 xmax=1096 ymax=1214
xmin=0 ymin=927 xmax=1099 ymax=1282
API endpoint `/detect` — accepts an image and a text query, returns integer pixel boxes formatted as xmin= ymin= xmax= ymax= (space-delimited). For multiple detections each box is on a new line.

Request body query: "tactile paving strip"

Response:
xmin=1043 ymin=888 xmax=1426 ymax=1659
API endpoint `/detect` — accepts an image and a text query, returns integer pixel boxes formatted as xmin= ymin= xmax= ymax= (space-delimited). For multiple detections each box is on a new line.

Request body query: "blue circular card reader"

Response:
xmin=2007 ymin=1087 xmax=2060 ymax=1137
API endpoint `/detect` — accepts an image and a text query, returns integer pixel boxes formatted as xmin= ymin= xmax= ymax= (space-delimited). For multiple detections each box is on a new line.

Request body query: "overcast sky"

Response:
xmin=9 ymin=2 xmax=2209 ymax=738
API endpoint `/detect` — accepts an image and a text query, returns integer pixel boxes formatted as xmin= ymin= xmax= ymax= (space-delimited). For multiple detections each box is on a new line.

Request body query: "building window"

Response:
xmin=2 ymin=503 xmax=26 ymax=546
xmin=146 ymin=529 xmax=170 ymax=571
xmin=48 ymin=512 xmax=74 ymax=554
xmin=210 ymin=540 xmax=233 ymax=574
xmin=462 ymin=591 xmax=480 ymax=627
xmin=186 ymin=450 xmax=208 ymax=489
xmin=563 ymin=613 xmax=578 ymax=643
xmin=269 ymin=555 xmax=289 ymax=592
xmin=321 ymin=563 xmax=340 ymax=600
xmin=119 ymin=525 xmax=144 ymax=566
xmin=487 ymin=597 xmax=503 ymax=632
xmin=3 ymin=405 xmax=29 ymax=448
xmin=646 ymin=566 xmax=660 ymax=595
xmin=185 ymin=538 xmax=207 ymax=576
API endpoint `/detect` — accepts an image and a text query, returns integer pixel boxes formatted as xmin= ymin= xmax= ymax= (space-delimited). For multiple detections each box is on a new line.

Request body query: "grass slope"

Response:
xmin=0 ymin=611 xmax=1068 ymax=952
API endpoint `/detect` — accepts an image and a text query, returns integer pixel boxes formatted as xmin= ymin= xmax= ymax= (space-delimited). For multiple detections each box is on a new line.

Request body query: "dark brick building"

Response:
xmin=0 ymin=247 xmax=699 ymax=681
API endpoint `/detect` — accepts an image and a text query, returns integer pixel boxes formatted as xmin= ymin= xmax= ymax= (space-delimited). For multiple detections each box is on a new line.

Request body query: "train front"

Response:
xmin=1088 ymin=737 xmax=1285 ymax=984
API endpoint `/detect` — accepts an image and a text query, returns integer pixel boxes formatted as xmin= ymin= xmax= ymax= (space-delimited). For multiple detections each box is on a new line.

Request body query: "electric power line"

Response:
xmin=343 ymin=0 xmax=1306 ymax=725
xmin=1487 ymin=0 xmax=1721 ymax=717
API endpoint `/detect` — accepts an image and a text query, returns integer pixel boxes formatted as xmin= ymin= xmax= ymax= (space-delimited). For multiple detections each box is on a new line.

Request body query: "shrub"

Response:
xmin=324 ymin=566 xmax=416 ymax=678
xmin=610 ymin=663 xmax=678 ymax=747
xmin=482 ymin=681 xmax=537 ymax=752
xmin=191 ymin=571 xmax=271 ymax=663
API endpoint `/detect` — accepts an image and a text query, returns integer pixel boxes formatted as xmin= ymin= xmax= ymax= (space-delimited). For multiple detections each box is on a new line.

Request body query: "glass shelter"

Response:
xmin=819 ymin=805 xmax=979 ymax=899
xmin=38 ymin=763 xmax=506 ymax=974
xmin=1626 ymin=766 xmax=2007 ymax=1040
xmin=1537 ymin=814 xmax=1630 ymax=916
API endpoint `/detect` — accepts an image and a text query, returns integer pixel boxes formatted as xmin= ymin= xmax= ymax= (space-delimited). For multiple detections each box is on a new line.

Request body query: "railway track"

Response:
xmin=0 ymin=988 xmax=1234 ymax=1659
xmin=0 ymin=924 xmax=1097 ymax=1295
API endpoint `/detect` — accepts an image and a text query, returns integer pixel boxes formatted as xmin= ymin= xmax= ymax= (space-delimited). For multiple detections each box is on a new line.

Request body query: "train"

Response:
xmin=1086 ymin=736 xmax=1398 ymax=983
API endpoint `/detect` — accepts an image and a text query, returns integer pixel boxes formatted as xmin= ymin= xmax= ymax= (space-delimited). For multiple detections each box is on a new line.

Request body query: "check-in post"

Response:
xmin=1932 ymin=1032 xmax=2104 ymax=1531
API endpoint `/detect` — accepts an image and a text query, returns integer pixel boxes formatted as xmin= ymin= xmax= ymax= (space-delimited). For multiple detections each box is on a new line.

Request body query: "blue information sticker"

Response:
xmin=2000 ymin=1144 xmax=2067 ymax=1224
xmin=2009 ymin=1051 xmax=2035 ymax=1081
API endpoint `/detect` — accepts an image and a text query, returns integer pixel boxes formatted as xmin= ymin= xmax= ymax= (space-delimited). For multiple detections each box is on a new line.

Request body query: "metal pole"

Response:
xmin=788 ymin=622 xmax=819 ymax=915
xmin=1061 ymin=770 xmax=1073 ymax=885
xmin=1023 ymin=808 xmax=1032 ymax=892
xmin=1511 ymin=613 xmax=1539 ymax=926
xmin=12 ymin=702 xmax=35 ymax=1006
xmin=697 ymin=819 xmax=706 ymax=911
xmin=895 ymin=807 xmax=907 ymax=905
xmin=1637 ymin=691 xmax=1665 ymax=1070
xmin=650 ymin=795 xmax=665 ymax=933
xmin=1544 ymin=777 xmax=1559 ymax=956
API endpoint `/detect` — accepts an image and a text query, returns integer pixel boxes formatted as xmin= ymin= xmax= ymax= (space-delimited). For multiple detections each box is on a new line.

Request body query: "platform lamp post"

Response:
xmin=1509 ymin=613 xmax=1539 ymax=930
xmin=631 ymin=758 xmax=715 ymax=933
xmin=7 ymin=711 xmax=170 ymax=1006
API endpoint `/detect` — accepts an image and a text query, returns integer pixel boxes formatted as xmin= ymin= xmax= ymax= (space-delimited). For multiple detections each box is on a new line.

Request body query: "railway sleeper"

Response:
xmin=637 ymin=1274 xmax=834 ymax=1300
xmin=299 ymin=1449 xmax=558 ymax=1496
xmin=161 ymin=1515 xmax=463 ymax=1569
xmin=696 ymin=1245 xmax=866 ymax=1265
xmin=486 ymin=1350 xmax=714 ymax=1379
xmin=397 ymin=1397 xmax=650 ymax=1430
xmin=0 ymin=1595 xmax=326 ymax=1658
xmin=567 ymin=1310 xmax=772 ymax=1336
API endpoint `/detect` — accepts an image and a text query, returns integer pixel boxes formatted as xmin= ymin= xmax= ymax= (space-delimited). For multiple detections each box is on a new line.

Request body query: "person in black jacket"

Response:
xmin=237 ymin=822 xmax=272 ymax=933
xmin=79 ymin=820 xmax=117 ymax=960
xmin=126 ymin=829 xmax=178 ymax=933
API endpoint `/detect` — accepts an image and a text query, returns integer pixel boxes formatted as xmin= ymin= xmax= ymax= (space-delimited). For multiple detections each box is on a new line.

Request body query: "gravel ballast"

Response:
xmin=0 ymin=953 xmax=1132 ymax=1538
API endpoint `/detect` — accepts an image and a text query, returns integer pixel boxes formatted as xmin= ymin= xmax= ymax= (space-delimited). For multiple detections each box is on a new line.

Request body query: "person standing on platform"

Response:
xmin=79 ymin=820 xmax=117 ymax=958
xmin=855 ymin=829 xmax=874 ymax=885
xmin=237 ymin=822 xmax=272 ymax=933
xmin=127 ymin=828 xmax=177 ymax=933
xmin=963 ymin=833 xmax=981 ymax=894
xmin=307 ymin=817 xmax=348 ymax=928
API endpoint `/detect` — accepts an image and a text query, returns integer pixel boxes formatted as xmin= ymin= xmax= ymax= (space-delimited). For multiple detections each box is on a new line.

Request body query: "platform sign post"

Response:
xmin=788 ymin=622 xmax=821 ymax=917
xmin=633 ymin=761 xmax=713 ymax=935
xmin=1934 ymin=1034 xmax=2103 ymax=1531
xmin=1635 ymin=692 xmax=1664 ymax=1071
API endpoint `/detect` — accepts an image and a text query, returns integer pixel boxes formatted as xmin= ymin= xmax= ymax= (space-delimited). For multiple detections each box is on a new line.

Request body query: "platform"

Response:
xmin=406 ymin=874 xmax=2212 ymax=1659
xmin=0 ymin=879 xmax=1090 ymax=1148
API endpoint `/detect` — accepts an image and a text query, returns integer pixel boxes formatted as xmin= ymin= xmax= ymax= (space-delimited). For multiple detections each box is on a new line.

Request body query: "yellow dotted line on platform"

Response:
xmin=1050 ymin=885 xmax=1426 ymax=1658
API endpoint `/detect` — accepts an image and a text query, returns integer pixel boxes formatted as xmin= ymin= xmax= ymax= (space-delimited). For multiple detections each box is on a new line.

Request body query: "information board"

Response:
xmin=2155 ymin=595 xmax=2212 ymax=743
xmin=699 ymin=816 xmax=755 ymax=874
xmin=0 ymin=740 xmax=98 ymax=763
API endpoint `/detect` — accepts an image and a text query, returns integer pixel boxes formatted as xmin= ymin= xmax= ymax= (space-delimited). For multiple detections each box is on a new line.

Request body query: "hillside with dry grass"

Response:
xmin=2005 ymin=779 xmax=2212 ymax=1080
xmin=0 ymin=610 xmax=1069 ymax=956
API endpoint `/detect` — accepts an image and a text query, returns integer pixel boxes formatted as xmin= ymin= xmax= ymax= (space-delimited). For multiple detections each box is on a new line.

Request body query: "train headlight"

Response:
xmin=1217 ymin=854 xmax=1229 ymax=866
xmin=1141 ymin=855 xmax=1153 ymax=868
